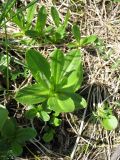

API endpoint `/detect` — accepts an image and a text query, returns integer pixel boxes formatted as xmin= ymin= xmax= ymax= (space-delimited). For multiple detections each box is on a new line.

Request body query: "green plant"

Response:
xmin=15 ymin=48 xmax=87 ymax=111
xmin=0 ymin=104 xmax=36 ymax=158
xmin=15 ymin=48 xmax=87 ymax=141
xmin=94 ymin=102 xmax=118 ymax=130
xmin=0 ymin=0 xmax=16 ymax=25
xmin=25 ymin=104 xmax=62 ymax=143
xmin=49 ymin=6 xmax=70 ymax=43
xmin=25 ymin=5 xmax=70 ymax=43
xmin=68 ymin=24 xmax=97 ymax=48
xmin=101 ymin=115 xmax=118 ymax=130
xmin=8 ymin=5 xmax=70 ymax=44
xmin=7 ymin=0 xmax=37 ymax=34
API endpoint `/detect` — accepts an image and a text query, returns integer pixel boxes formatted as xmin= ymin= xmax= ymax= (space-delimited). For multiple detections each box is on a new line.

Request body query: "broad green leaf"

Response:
xmin=26 ymin=0 xmax=37 ymax=29
xmin=51 ymin=6 xmax=60 ymax=27
xmin=56 ymin=74 xmax=69 ymax=89
xmin=15 ymin=84 xmax=49 ymax=105
xmin=61 ymin=50 xmax=83 ymax=91
xmin=50 ymin=49 xmax=64 ymax=85
xmin=42 ymin=129 xmax=55 ymax=143
xmin=1 ymin=118 xmax=16 ymax=138
xmin=69 ymin=93 xmax=87 ymax=109
xmin=0 ymin=105 xmax=8 ymax=130
xmin=54 ymin=9 xmax=70 ymax=42
xmin=63 ymin=10 xmax=70 ymax=28
xmin=72 ymin=25 xmax=81 ymax=43
xmin=40 ymin=111 xmax=50 ymax=122
xmin=80 ymin=35 xmax=97 ymax=46
xmin=26 ymin=49 xmax=51 ymax=81
xmin=15 ymin=127 xmax=37 ymax=144
xmin=36 ymin=5 xmax=47 ymax=34
xmin=53 ymin=117 xmax=61 ymax=126
xmin=36 ymin=72 xmax=50 ymax=89
xmin=11 ymin=143 xmax=23 ymax=156
xmin=101 ymin=115 xmax=118 ymax=130
xmin=47 ymin=94 xmax=75 ymax=113
xmin=63 ymin=49 xmax=81 ymax=74
xmin=62 ymin=66 xmax=83 ymax=92
xmin=25 ymin=108 xmax=37 ymax=119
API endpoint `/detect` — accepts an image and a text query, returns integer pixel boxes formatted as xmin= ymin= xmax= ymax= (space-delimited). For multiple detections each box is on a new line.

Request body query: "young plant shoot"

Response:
xmin=15 ymin=48 xmax=87 ymax=113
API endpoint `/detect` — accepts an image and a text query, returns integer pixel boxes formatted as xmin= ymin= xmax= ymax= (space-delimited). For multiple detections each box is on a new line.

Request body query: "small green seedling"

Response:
xmin=49 ymin=6 xmax=70 ymax=43
xmin=8 ymin=4 xmax=70 ymax=44
xmin=15 ymin=48 xmax=87 ymax=141
xmin=0 ymin=105 xmax=36 ymax=157
xmin=68 ymin=24 xmax=97 ymax=48
xmin=25 ymin=105 xmax=61 ymax=143
xmin=25 ymin=5 xmax=48 ymax=40
xmin=25 ymin=105 xmax=62 ymax=142
xmin=8 ymin=0 xmax=37 ymax=33
xmin=26 ymin=6 xmax=70 ymax=43
xmin=25 ymin=104 xmax=51 ymax=122
xmin=94 ymin=102 xmax=118 ymax=130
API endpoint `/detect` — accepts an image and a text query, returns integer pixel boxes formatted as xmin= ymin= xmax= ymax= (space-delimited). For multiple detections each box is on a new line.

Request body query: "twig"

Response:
xmin=70 ymin=85 xmax=93 ymax=159
xmin=70 ymin=107 xmax=87 ymax=160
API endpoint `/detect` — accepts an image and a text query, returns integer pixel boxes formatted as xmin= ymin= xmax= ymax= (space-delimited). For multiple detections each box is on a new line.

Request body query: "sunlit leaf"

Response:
xmin=26 ymin=49 xmax=51 ymax=82
xmin=50 ymin=49 xmax=64 ymax=85
xmin=15 ymin=84 xmax=49 ymax=105
xmin=40 ymin=111 xmax=50 ymax=122
xmin=36 ymin=5 xmax=47 ymax=34
xmin=51 ymin=6 xmax=60 ymax=27
xmin=101 ymin=115 xmax=118 ymax=130
xmin=26 ymin=0 xmax=37 ymax=29
xmin=47 ymin=94 xmax=75 ymax=113
xmin=72 ymin=24 xmax=81 ymax=43
xmin=61 ymin=49 xmax=83 ymax=91
xmin=69 ymin=93 xmax=87 ymax=109
xmin=80 ymin=35 xmax=97 ymax=46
